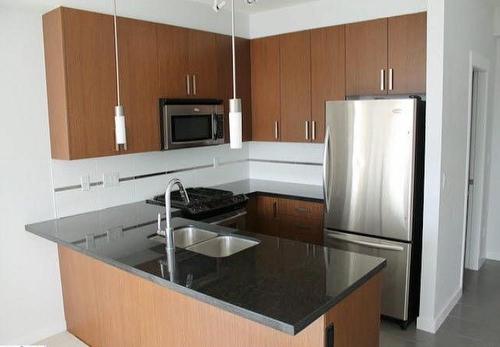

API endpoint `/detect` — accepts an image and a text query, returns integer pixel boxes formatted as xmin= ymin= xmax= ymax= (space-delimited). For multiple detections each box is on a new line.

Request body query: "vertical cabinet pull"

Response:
xmin=186 ymin=75 xmax=191 ymax=95
xmin=305 ymin=121 xmax=310 ymax=141
xmin=380 ymin=69 xmax=385 ymax=91
xmin=272 ymin=201 xmax=277 ymax=218
xmin=312 ymin=121 xmax=316 ymax=141
xmin=274 ymin=121 xmax=279 ymax=140
xmin=389 ymin=68 xmax=394 ymax=91
xmin=192 ymin=74 xmax=197 ymax=95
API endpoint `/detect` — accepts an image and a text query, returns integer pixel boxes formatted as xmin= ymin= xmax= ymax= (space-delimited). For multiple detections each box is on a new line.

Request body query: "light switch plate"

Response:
xmin=81 ymin=175 xmax=90 ymax=191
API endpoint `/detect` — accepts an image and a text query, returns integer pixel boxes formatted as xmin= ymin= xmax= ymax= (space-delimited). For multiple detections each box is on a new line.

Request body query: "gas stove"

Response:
xmin=147 ymin=187 xmax=248 ymax=221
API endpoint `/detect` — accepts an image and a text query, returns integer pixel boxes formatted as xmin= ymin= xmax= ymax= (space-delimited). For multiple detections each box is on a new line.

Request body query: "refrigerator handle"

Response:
xmin=326 ymin=232 xmax=405 ymax=252
xmin=323 ymin=126 xmax=331 ymax=212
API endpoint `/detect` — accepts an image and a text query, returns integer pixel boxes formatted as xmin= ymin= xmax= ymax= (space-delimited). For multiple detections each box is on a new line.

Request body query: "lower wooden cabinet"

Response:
xmin=247 ymin=195 xmax=324 ymax=245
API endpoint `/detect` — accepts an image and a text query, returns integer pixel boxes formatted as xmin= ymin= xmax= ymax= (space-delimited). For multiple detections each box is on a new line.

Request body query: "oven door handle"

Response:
xmin=210 ymin=211 xmax=247 ymax=225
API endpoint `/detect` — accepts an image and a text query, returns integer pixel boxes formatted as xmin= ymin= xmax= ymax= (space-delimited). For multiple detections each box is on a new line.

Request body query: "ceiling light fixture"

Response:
xmin=113 ymin=0 xmax=127 ymax=151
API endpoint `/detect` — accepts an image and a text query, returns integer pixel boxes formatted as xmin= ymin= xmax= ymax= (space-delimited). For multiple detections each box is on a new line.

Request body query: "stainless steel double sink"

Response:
xmin=150 ymin=226 xmax=259 ymax=258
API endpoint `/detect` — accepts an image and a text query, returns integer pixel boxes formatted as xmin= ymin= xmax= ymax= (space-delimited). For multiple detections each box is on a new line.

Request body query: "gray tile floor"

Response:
xmin=380 ymin=260 xmax=500 ymax=346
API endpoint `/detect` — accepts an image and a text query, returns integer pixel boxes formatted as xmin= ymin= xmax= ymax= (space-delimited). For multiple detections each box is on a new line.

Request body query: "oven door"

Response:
xmin=209 ymin=210 xmax=247 ymax=231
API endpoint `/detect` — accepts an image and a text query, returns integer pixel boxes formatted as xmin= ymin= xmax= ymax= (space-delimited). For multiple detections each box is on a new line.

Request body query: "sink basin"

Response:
xmin=185 ymin=236 xmax=260 ymax=258
xmin=149 ymin=226 xmax=218 ymax=248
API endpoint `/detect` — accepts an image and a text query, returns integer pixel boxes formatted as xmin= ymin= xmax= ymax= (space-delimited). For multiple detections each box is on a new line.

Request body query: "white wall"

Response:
xmin=0 ymin=0 xmax=250 ymax=37
xmin=417 ymin=0 xmax=497 ymax=333
xmin=248 ymin=0 xmax=427 ymax=38
xmin=486 ymin=38 xmax=500 ymax=261
xmin=0 ymin=6 xmax=66 ymax=344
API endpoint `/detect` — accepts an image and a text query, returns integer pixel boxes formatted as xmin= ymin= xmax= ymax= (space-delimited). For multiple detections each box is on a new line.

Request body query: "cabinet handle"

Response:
xmin=295 ymin=207 xmax=309 ymax=213
xmin=380 ymin=69 xmax=385 ymax=91
xmin=273 ymin=201 xmax=277 ymax=218
xmin=274 ymin=121 xmax=279 ymax=140
xmin=312 ymin=121 xmax=316 ymax=141
xmin=192 ymin=75 xmax=197 ymax=95
xmin=305 ymin=121 xmax=310 ymax=141
xmin=389 ymin=68 xmax=394 ymax=91
xmin=186 ymin=75 xmax=191 ymax=95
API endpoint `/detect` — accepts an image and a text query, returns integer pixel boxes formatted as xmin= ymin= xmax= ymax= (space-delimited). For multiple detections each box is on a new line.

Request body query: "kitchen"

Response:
xmin=2 ymin=0 xmax=500 ymax=346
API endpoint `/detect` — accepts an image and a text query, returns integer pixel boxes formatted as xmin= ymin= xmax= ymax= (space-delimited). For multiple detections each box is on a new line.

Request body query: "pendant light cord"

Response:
xmin=231 ymin=0 xmax=237 ymax=99
xmin=113 ymin=0 xmax=121 ymax=105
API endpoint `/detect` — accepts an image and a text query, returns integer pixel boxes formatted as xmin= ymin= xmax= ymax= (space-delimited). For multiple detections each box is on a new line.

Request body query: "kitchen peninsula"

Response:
xmin=26 ymin=181 xmax=385 ymax=347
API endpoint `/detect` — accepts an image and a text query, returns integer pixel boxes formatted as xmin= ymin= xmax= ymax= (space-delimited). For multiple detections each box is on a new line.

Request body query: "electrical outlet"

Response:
xmin=103 ymin=172 xmax=120 ymax=188
xmin=81 ymin=175 xmax=90 ymax=191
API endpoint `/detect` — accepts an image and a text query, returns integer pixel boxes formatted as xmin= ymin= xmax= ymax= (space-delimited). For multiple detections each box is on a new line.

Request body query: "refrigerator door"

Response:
xmin=324 ymin=99 xmax=417 ymax=241
xmin=325 ymin=230 xmax=411 ymax=321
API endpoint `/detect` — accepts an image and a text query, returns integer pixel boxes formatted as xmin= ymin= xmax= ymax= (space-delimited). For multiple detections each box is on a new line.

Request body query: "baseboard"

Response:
xmin=416 ymin=286 xmax=462 ymax=333
xmin=487 ymin=251 xmax=500 ymax=261
xmin=14 ymin=321 xmax=67 ymax=345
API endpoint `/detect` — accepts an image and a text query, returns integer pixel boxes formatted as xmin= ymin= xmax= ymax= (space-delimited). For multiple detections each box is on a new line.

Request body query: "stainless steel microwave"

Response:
xmin=160 ymin=99 xmax=224 ymax=150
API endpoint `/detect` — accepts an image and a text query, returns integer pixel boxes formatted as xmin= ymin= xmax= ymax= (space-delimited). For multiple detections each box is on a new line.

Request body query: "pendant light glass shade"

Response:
xmin=114 ymin=105 xmax=127 ymax=146
xmin=229 ymin=98 xmax=242 ymax=149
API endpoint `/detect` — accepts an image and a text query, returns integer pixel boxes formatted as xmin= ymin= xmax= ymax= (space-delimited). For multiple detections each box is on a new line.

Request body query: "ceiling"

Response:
xmin=191 ymin=0 xmax=320 ymax=14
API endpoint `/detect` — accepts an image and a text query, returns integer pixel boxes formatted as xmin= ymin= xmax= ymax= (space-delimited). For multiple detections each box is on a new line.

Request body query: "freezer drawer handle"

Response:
xmin=327 ymin=233 xmax=404 ymax=252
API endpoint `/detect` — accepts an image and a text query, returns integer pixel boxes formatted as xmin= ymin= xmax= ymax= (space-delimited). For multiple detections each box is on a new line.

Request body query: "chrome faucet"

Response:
xmin=163 ymin=178 xmax=190 ymax=251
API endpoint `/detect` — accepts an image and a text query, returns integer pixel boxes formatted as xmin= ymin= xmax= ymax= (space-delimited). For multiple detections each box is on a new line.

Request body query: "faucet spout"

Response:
xmin=164 ymin=178 xmax=190 ymax=251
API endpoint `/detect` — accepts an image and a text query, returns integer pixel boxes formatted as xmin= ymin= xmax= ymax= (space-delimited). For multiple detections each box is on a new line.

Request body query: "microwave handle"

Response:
xmin=212 ymin=114 xmax=218 ymax=140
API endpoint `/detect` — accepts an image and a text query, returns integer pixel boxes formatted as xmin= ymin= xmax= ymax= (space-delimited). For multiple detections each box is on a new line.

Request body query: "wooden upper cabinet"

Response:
xmin=157 ymin=26 xmax=218 ymax=99
xmin=388 ymin=12 xmax=427 ymax=95
xmin=117 ymin=17 xmax=161 ymax=153
xmin=43 ymin=7 xmax=117 ymax=160
xmin=279 ymin=31 xmax=311 ymax=143
xmin=157 ymin=24 xmax=190 ymax=98
xmin=251 ymin=36 xmax=281 ymax=141
xmin=215 ymin=34 xmax=233 ymax=143
xmin=311 ymin=25 xmax=345 ymax=143
xmin=236 ymin=37 xmax=253 ymax=141
xmin=188 ymin=29 xmax=218 ymax=98
xmin=346 ymin=19 xmax=388 ymax=96
xmin=216 ymin=35 xmax=252 ymax=143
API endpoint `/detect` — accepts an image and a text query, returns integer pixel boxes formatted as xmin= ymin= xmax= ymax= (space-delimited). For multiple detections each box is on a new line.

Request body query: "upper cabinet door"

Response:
xmin=388 ymin=12 xmax=427 ymax=95
xmin=235 ymin=37 xmax=253 ymax=141
xmin=118 ymin=17 xmax=161 ymax=154
xmin=346 ymin=19 xmax=388 ymax=96
xmin=215 ymin=34 xmax=233 ymax=143
xmin=157 ymin=24 xmax=190 ymax=98
xmin=311 ymin=25 xmax=345 ymax=143
xmin=280 ymin=31 xmax=312 ymax=143
xmin=43 ymin=7 xmax=117 ymax=159
xmin=251 ymin=36 xmax=281 ymax=141
xmin=188 ymin=29 xmax=218 ymax=98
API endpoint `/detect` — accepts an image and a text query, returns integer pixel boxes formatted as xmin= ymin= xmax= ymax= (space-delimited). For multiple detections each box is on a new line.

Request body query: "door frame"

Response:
xmin=460 ymin=51 xmax=490 ymax=276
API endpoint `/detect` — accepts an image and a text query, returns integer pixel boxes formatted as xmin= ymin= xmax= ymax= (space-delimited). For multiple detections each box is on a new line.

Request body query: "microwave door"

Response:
xmin=170 ymin=114 xmax=213 ymax=145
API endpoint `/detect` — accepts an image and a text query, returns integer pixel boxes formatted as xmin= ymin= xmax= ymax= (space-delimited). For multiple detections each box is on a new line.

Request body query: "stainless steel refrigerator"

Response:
xmin=323 ymin=98 xmax=425 ymax=328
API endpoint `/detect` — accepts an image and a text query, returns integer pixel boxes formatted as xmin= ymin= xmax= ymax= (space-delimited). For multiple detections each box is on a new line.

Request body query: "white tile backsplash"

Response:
xmin=51 ymin=141 xmax=321 ymax=217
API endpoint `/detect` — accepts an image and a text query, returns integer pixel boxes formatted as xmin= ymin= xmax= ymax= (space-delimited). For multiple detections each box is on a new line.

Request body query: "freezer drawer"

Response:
xmin=325 ymin=230 xmax=411 ymax=321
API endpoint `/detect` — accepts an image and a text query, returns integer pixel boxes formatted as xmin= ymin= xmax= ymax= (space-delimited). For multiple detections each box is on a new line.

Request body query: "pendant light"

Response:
xmin=228 ymin=0 xmax=242 ymax=149
xmin=113 ymin=0 xmax=127 ymax=151
xmin=213 ymin=0 xmax=254 ymax=149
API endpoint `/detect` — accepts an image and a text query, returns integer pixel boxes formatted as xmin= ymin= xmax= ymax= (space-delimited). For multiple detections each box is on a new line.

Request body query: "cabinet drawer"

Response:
xmin=278 ymin=198 xmax=324 ymax=219
xmin=280 ymin=216 xmax=323 ymax=245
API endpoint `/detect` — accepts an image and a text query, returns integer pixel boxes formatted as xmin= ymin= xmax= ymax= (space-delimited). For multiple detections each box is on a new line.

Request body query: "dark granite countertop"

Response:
xmin=214 ymin=179 xmax=324 ymax=202
xmin=26 ymin=200 xmax=385 ymax=335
